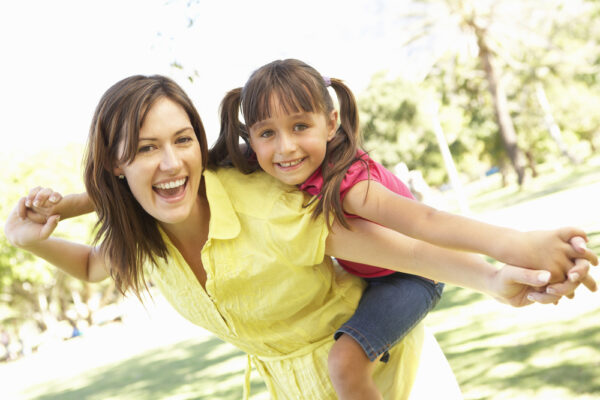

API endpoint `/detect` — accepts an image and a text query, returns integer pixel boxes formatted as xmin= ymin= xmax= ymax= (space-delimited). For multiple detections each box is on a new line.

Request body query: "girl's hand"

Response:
xmin=24 ymin=186 xmax=63 ymax=224
xmin=4 ymin=197 xmax=60 ymax=249
xmin=519 ymin=229 xmax=598 ymax=282
xmin=545 ymin=237 xmax=598 ymax=296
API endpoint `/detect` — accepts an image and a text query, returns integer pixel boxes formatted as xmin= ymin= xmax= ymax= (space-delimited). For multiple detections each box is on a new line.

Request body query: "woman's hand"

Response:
xmin=4 ymin=197 xmax=60 ymax=249
xmin=489 ymin=259 xmax=592 ymax=306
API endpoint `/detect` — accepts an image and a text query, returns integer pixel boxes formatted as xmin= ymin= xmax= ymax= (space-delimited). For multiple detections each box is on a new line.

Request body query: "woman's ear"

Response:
xmin=113 ymin=166 xmax=124 ymax=179
xmin=326 ymin=110 xmax=338 ymax=142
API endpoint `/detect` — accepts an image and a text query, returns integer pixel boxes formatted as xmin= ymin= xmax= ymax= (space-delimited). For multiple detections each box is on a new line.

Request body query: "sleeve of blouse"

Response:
xmin=266 ymin=189 xmax=330 ymax=268
xmin=339 ymin=157 xmax=383 ymax=203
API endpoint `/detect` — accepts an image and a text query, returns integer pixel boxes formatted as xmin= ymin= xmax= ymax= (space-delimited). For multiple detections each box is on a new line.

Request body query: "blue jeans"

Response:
xmin=334 ymin=272 xmax=444 ymax=362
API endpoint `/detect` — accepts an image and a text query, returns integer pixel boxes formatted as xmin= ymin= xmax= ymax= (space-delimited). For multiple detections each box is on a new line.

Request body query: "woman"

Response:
xmin=5 ymin=75 xmax=594 ymax=399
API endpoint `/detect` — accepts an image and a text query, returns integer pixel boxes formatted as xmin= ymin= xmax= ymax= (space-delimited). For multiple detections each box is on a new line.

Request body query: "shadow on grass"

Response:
xmin=25 ymin=336 xmax=266 ymax=400
xmin=433 ymin=285 xmax=487 ymax=312
xmin=443 ymin=308 xmax=600 ymax=397
xmin=470 ymin=160 xmax=600 ymax=212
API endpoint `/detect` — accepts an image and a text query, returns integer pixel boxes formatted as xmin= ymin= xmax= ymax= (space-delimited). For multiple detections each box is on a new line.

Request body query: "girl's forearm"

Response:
xmin=326 ymin=218 xmax=496 ymax=294
xmin=344 ymin=180 xmax=522 ymax=266
xmin=409 ymin=208 xmax=523 ymax=265
xmin=58 ymin=192 xmax=95 ymax=219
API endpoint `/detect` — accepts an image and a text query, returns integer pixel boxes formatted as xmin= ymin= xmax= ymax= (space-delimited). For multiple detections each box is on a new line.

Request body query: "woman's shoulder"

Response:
xmin=206 ymin=168 xmax=313 ymax=218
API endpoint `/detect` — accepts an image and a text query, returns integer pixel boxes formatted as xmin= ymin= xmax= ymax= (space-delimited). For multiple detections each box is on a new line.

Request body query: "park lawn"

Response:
xmin=8 ymin=159 xmax=600 ymax=400
xmin=427 ymin=232 xmax=600 ymax=400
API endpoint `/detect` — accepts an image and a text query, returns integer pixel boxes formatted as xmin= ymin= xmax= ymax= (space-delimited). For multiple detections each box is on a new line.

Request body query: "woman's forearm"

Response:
xmin=22 ymin=238 xmax=108 ymax=282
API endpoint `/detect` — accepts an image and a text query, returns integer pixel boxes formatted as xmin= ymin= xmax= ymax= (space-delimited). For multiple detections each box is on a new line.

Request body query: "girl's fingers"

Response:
xmin=49 ymin=191 xmax=62 ymax=203
xmin=580 ymin=275 xmax=598 ymax=292
xmin=560 ymin=228 xmax=588 ymax=243
xmin=33 ymin=188 xmax=54 ymax=207
xmin=26 ymin=186 xmax=42 ymax=207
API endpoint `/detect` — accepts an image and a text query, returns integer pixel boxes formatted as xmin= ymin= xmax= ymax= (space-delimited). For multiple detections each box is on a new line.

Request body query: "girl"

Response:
xmin=213 ymin=59 xmax=598 ymax=400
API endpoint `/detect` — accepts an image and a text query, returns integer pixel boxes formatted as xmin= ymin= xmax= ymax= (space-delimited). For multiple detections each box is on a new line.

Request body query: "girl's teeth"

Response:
xmin=279 ymin=159 xmax=303 ymax=167
xmin=154 ymin=178 xmax=185 ymax=189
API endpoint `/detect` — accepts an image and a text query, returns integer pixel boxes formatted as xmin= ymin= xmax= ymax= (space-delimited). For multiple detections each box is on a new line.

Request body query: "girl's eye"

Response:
xmin=260 ymin=130 xmax=274 ymax=138
xmin=293 ymin=124 xmax=308 ymax=132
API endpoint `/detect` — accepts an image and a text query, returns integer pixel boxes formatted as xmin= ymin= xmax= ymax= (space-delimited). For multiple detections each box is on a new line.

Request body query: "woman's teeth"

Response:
xmin=153 ymin=178 xmax=186 ymax=189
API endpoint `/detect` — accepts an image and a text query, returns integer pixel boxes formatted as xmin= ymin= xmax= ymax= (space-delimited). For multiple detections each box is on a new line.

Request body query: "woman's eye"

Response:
xmin=176 ymin=136 xmax=193 ymax=144
xmin=138 ymin=145 xmax=153 ymax=153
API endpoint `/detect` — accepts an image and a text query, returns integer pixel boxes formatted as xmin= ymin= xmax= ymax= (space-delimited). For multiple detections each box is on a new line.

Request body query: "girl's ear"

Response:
xmin=326 ymin=110 xmax=338 ymax=142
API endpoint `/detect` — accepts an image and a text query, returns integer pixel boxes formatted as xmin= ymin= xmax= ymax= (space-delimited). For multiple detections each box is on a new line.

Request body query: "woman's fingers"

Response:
xmin=39 ymin=214 xmax=60 ymax=239
xmin=569 ymin=236 xmax=598 ymax=265
xmin=526 ymin=289 xmax=561 ymax=304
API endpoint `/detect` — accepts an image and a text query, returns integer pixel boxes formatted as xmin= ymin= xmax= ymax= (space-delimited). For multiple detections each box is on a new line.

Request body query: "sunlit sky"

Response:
xmin=1 ymin=0 xmax=443 ymax=156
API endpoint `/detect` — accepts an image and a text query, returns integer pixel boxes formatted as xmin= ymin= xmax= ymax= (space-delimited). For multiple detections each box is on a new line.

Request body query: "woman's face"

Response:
xmin=114 ymin=97 xmax=203 ymax=226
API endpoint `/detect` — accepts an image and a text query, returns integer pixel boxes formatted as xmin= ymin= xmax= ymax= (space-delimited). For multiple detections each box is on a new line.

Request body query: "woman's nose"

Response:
xmin=160 ymin=145 xmax=183 ymax=172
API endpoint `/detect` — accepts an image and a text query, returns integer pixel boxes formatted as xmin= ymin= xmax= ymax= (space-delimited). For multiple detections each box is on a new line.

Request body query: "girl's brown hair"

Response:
xmin=209 ymin=59 xmax=365 ymax=228
xmin=84 ymin=75 xmax=208 ymax=296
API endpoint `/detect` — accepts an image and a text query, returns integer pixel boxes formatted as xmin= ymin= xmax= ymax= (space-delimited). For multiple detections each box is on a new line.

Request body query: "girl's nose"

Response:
xmin=277 ymin=132 xmax=297 ymax=154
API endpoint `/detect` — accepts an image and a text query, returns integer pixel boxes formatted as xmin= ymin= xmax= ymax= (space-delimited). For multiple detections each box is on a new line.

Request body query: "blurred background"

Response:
xmin=1 ymin=0 xmax=599 ymax=399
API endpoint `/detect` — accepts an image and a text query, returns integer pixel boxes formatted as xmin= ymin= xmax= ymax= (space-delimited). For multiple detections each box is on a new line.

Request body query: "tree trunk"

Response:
xmin=535 ymin=82 xmax=580 ymax=164
xmin=478 ymin=40 xmax=527 ymax=185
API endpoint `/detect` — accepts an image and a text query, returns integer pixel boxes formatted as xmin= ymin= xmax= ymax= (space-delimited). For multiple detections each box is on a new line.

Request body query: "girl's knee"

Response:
xmin=328 ymin=334 xmax=372 ymax=380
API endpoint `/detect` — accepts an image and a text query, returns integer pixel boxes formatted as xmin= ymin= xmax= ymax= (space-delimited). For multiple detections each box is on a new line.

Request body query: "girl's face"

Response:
xmin=248 ymin=105 xmax=337 ymax=186
xmin=114 ymin=97 xmax=203 ymax=227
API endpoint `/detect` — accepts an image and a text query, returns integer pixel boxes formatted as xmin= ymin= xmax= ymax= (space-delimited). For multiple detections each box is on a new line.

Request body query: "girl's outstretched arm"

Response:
xmin=343 ymin=180 xmax=597 ymax=281
xmin=4 ymin=197 xmax=109 ymax=282
xmin=325 ymin=218 xmax=595 ymax=306
xmin=25 ymin=187 xmax=94 ymax=222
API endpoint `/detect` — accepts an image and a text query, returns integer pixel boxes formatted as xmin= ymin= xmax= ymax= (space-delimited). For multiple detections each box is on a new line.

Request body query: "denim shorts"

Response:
xmin=334 ymin=272 xmax=444 ymax=362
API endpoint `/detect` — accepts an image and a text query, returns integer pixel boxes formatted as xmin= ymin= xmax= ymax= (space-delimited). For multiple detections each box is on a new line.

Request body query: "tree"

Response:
xmin=392 ymin=0 xmax=590 ymax=185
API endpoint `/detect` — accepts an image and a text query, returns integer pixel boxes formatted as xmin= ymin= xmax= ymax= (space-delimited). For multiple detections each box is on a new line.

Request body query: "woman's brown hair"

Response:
xmin=84 ymin=75 xmax=208 ymax=296
xmin=209 ymin=58 xmax=365 ymax=228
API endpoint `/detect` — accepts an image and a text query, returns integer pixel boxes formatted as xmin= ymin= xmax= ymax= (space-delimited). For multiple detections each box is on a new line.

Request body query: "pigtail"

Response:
xmin=311 ymin=78 xmax=368 ymax=229
xmin=208 ymin=88 xmax=258 ymax=173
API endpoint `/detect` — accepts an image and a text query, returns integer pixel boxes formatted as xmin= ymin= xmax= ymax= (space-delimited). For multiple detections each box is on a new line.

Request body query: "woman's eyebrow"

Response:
xmin=139 ymin=127 xmax=193 ymax=141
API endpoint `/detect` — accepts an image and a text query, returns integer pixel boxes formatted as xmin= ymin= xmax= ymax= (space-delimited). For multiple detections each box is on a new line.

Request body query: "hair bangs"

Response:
xmin=242 ymin=69 xmax=324 ymax=128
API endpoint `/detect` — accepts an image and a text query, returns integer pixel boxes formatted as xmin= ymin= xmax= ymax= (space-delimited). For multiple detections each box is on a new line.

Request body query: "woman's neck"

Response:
xmin=159 ymin=182 xmax=210 ymax=251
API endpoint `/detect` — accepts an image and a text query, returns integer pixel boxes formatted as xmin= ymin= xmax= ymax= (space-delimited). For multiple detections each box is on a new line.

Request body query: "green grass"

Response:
xmin=466 ymin=155 xmax=600 ymax=213
xmin=427 ymin=160 xmax=600 ymax=399
xmin=21 ymin=335 xmax=268 ymax=400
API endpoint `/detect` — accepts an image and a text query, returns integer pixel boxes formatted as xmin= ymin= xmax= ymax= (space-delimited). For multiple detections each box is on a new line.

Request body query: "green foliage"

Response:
xmin=0 ymin=145 xmax=112 ymax=335
xmin=358 ymin=1 xmax=600 ymax=187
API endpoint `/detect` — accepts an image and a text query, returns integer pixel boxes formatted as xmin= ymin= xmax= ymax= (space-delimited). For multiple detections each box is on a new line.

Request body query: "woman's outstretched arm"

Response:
xmin=4 ymin=196 xmax=109 ymax=282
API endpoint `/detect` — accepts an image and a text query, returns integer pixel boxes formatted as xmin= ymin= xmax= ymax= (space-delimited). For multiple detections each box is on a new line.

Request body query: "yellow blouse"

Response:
xmin=150 ymin=168 xmax=424 ymax=399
